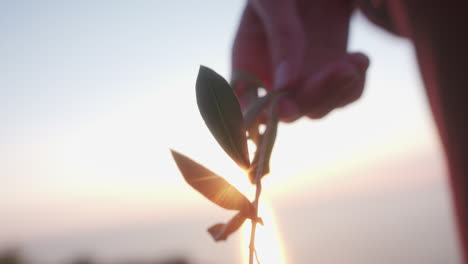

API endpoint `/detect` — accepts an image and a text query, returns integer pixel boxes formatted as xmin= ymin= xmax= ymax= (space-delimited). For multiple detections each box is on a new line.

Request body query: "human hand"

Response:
xmin=232 ymin=0 xmax=369 ymax=122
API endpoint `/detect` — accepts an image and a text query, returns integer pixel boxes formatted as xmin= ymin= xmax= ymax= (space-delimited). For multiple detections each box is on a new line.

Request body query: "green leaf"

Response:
xmin=171 ymin=150 xmax=256 ymax=217
xmin=196 ymin=66 xmax=250 ymax=170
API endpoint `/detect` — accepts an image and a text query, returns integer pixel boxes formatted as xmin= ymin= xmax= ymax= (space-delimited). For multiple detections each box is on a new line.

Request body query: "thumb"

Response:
xmin=250 ymin=0 xmax=306 ymax=90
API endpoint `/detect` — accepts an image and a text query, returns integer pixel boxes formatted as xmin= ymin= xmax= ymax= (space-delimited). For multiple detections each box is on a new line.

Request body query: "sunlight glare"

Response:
xmin=241 ymin=200 xmax=286 ymax=264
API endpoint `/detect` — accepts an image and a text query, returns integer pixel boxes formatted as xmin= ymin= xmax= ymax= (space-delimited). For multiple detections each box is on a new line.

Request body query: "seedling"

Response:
xmin=171 ymin=66 xmax=285 ymax=264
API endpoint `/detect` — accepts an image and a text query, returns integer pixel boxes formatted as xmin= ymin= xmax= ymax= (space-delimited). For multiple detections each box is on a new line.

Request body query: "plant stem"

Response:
xmin=248 ymin=96 xmax=280 ymax=264
xmin=249 ymin=173 xmax=262 ymax=264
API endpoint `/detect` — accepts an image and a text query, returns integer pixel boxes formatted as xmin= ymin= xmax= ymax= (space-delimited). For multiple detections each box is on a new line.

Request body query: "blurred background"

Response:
xmin=0 ymin=1 xmax=462 ymax=263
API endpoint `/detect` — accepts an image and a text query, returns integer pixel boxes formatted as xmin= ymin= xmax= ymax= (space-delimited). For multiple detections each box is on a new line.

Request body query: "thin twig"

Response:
xmin=254 ymin=248 xmax=261 ymax=264
xmin=248 ymin=171 xmax=262 ymax=263
xmin=248 ymin=95 xmax=281 ymax=264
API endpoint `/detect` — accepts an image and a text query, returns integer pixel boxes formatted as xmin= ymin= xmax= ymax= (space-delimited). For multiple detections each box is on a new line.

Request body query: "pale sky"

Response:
xmin=0 ymin=1 xmax=452 ymax=262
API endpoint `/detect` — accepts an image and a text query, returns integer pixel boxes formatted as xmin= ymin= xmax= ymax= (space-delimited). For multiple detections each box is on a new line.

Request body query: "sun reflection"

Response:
xmin=241 ymin=200 xmax=286 ymax=264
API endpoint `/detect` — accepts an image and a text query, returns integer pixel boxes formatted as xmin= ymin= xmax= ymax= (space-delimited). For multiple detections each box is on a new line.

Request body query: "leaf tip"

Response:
xmin=169 ymin=148 xmax=181 ymax=162
xmin=197 ymin=65 xmax=214 ymax=82
xmin=198 ymin=64 xmax=209 ymax=72
xmin=207 ymin=223 xmax=227 ymax=242
xmin=257 ymin=217 xmax=264 ymax=226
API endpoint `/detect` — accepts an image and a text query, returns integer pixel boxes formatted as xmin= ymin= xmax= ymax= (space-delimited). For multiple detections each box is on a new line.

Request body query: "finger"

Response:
xmin=278 ymin=53 xmax=369 ymax=121
xmin=250 ymin=0 xmax=306 ymax=91
xmin=232 ymin=3 xmax=271 ymax=85
xmin=234 ymin=82 xmax=249 ymax=110
xmin=335 ymin=53 xmax=369 ymax=108
xmin=306 ymin=108 xmax=333 ymax=120
xmin=306 ymin=73 xmax=360 ymax=119
xmin=296 ymin=61 xmax=359 ymax=113
xmin=295 ymin=53 xmax=368 ymax=118
xmin=335 ymin=70 xmax=366 ymax=108
xmin=299 ymin=0 xmax=355 ymax=71
xmin=348 ymin=52 xmax=370 ymax=73
xmin=278 ymin=98 xmax=302 ymax=123
xmin=231 ymin=3 xmax=271 ymax=111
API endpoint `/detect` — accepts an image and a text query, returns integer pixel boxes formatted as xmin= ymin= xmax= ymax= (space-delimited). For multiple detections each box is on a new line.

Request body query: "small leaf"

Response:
xmin=257 ymin=217 xmax=264 ymax=226
xmin=243 ymin=92 xmax=276 ymax=131
xmin=208 ymin=212 xmax=247 ymax=241
xmin=231 ymin=71 xmax=265 ymax=147
xmin=171 ymin=150 xmax=256 ymax=217
xmin=248 ymin=97 xmax=280 ymax=184
xmin=196 ymin=66 xmax=250 ymax=170
xmin=208 ymin=213 xmax=263 ymax=242
xmin=245 ymin=88 xmax=261 ymax=146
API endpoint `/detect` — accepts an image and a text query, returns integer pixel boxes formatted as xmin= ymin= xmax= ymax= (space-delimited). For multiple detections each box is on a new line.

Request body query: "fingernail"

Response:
xmin=274 ymin=61 xmax=290 ymax=90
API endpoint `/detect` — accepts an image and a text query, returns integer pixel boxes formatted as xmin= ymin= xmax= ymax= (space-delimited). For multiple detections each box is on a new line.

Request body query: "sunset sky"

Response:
xmin=0 ymin=1 xmax=461 ymax=263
